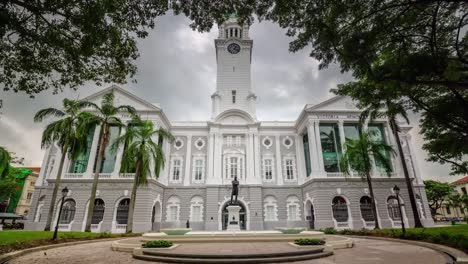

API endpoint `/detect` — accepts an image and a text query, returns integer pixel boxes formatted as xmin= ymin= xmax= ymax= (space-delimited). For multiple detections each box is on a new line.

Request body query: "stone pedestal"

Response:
xmin=226 ymin=205 xmax=241 ymax=231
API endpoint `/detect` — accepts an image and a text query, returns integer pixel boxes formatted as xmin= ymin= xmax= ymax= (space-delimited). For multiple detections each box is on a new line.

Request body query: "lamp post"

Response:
xmin=52 ymin=187 xmax=69 ymax=240
xmin=393 ymin=185 xmax=406 ymax=237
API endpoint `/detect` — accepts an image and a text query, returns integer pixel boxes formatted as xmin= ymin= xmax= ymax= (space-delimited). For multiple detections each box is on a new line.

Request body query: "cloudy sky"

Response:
xmin=0 ymin=14 xmax=456 ymax=180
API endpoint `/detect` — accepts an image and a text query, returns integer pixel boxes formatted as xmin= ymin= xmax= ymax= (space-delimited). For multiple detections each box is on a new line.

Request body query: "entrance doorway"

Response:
xmin=306 ymin=201 xmax=315 ymax=229
xmin=151 ymin=202 xmax=161 ymax=231
xmin=221 ymin=202 xmax=246 ymax=230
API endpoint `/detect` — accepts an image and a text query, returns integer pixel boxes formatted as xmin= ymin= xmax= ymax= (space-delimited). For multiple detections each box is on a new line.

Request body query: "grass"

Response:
xmin=0 ymin=231 xmax=140 ymax=254
xmin=324 ymin=224 xmax=468 ymax=253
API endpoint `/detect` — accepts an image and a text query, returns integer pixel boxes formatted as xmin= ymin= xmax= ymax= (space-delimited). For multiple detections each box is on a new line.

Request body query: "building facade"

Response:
xmin=26 ymin=17 xmax=434 ymax=233
xmin=15 ymin=167 xmax=40 ymax=217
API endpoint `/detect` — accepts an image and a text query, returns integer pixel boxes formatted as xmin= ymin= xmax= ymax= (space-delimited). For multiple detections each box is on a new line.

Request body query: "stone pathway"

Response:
xmin=8 ymin=237 xmax=449 ymax=264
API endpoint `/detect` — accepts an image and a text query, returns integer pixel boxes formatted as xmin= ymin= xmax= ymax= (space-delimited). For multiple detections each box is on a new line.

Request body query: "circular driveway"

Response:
xmin=9 ymin=237 xmax=449 ymax=264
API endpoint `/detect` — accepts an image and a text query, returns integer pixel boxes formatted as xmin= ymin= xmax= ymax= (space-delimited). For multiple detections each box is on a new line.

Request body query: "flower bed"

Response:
xmin=294 ymin=238 xmax=326 ymax=246
xmin=142 ymin=240 xmax=173 ymax=248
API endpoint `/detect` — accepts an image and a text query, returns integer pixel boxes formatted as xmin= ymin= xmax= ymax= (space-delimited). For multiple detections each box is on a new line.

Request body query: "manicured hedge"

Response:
xmin=294 ymin=238 xmax=326 ymax=245
xmin=142 ymin=240 xmax=173 ymax=248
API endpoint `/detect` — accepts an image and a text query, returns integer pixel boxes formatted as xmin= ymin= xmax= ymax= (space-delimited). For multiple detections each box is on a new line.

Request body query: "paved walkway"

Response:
xmin=8 ymin=237 xmax=449 ymax=264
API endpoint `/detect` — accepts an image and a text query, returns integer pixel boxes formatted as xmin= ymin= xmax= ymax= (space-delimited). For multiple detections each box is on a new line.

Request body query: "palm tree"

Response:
xmin=34 ymin=99 xmax=93 ymax=231
xmin=83 ymin=91 xmax=137 ymax=232
xmin=113 ymin=120 xmax=173 ymax=233
xmin=0 ymin=146 xmax=11 ymax=179
xmin=360 ymin=98 xmax=424 ymax=227
xmin=340 ymin=131 xmax=394 ymax=229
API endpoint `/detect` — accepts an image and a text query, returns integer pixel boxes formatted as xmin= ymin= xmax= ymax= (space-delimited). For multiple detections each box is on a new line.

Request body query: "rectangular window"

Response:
xmin=446 ymin=206 xmax=451 ymax=215
xmin=232 ymin=90 xmax=236 ymax=104
xmin=172 ymin=159 xmax=181 ymax=181
xmin=285 ymin=158 xmax=295 ymax=180
xmin=303 ymin=133 xmax=311 ymax=177
xmin=235 ymin=136 xmax=241 ymax=146
xmin=227 ymin=136 xmax=233 ymax=146
xmin=194 ymin=159 xmax=204 ymax=181
xmin=168 ymin=206 xmax=178 ymax=221
xmin=192 ymin=205 xmax=201 ymax=221
xmin=319 ymin=123 xmax=342 ymax=173
xmin=264 ymin=159 xmax=273 ymax=180
xmin=230 ymin=157 xmax=238 ymax=179
xmin=69 ymin=125 xmax=96 ymax=173
xmin=26 ymin=192 xmax=33 ymax=203
xmin=94 ymin=125 xmax=120 ymax=173
xmin=288 ymin=205 xmax=298 ymax=221
xmin=265 ymin=205 xmax=275 ymax=221
xmin=368 ymin=124 xmax=392 ymax=173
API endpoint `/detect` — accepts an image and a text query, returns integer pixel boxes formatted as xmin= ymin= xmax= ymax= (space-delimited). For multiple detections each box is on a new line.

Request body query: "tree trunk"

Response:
xmin=126 ymin=159 xmax=142 ymax=233
xmin=366 ymin=172 xmax=380 ymax=229
xmin=390 ymin=118 xmax=423 ymax=228
xmin=84 ymin=126 xmax=106 ymax=232
xmin=44 ymin=147 xmax=67 ymax=231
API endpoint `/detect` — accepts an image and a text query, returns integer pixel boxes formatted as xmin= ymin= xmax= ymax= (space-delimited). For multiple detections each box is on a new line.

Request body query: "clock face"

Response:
xmin=227 ymin=43 xmax=241 ymax=54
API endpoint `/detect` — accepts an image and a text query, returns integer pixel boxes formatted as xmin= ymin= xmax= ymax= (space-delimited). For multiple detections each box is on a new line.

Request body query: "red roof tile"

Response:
xmin=453 ymin=176 xmax=468 ymax=184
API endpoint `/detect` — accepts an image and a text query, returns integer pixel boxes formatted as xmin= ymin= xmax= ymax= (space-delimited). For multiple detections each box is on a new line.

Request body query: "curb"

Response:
xmin=0 ymin=237 xmax=136 ymax=264
xmin=344 ymin=235 xmax=468 ymax=264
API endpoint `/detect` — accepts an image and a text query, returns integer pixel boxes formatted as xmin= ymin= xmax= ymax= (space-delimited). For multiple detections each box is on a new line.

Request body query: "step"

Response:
xmin=141 ymin=247 xmax=324 ymax=259
xmin=133 ymin=251 xmax=334 ymax=263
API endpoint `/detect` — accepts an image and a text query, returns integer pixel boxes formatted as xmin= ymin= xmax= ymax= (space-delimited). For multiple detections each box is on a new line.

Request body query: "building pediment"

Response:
xmin=306 ymin=96 xmax=359 ymax=112
xmin=82 ymin=85 xmax=161 ymax=112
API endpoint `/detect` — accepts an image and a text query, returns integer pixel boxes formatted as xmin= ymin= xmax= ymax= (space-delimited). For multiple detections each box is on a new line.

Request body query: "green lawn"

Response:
xmin=0 ymin=231 xmax=140 ymax=254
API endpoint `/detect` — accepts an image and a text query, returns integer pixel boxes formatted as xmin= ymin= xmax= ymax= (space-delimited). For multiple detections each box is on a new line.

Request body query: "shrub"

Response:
xmin=142 ymin=240 xmax=173 ymax=248
xmin=322 ymin=227 xmax=337 ymax=234
xmin=294 ymin=238 xmax=326 ymax=246
xmin=2 ymin=223 xmax=24 ymax=230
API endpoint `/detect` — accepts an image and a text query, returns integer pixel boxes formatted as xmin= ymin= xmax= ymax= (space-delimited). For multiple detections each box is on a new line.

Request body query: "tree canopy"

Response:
xmin=424 ymin=180 xmax=453 ymax=217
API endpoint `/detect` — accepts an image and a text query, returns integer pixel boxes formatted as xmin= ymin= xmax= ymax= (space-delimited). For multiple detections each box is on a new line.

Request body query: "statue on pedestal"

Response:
xmin=230 ymin=176 xmax=239 ymax=205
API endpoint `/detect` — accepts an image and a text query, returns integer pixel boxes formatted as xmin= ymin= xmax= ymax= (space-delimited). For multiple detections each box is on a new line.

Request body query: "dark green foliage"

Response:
xmin=1 ymin=0 xmax=169 ymax=96
xmin=1 ymin=223 xmax=24 ymax=230
xmin=424 ymin=180 xmax=453 ymax=217
xmin=294 ymin=238 xmax=326 ymax=246
xmin=142 ymin=240 xmax=173 ymax=248
xmin=322 ymin=227 xmax=338 ymax=234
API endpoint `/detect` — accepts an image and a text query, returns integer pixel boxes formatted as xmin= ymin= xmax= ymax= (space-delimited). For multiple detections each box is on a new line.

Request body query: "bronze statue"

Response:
xmin=230 ymin=176 xmax=239 ymax=205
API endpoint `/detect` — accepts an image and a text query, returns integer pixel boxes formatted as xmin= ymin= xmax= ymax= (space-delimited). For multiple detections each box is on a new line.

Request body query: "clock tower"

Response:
xmin=211 ymin=15 xmax=256 ymax=120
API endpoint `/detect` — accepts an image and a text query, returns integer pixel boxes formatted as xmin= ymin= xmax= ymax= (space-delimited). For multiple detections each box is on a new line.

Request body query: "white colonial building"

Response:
xmin=26 ymin=16 xmax=433 ymax=233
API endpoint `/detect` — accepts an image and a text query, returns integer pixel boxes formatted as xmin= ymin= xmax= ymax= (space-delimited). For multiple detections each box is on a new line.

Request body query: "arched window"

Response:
xmin=116 ymin=198 xmax=130 ymax=225
xmin=190 ymin=196 xmax=204 ymax=222
xmin=166 ymin=196 xmax=181 ymax=222
xmin=360 ymin=196 xmax=374 ymax=222
xmin=92 ymin=199 xmax=105 ymax=225
xmin=332 ymin=196 xmax=348 ymax=222
xmin=59 ymin=199 xmax=76 ymax=224
xmin=264 ymin=196 xmax=278 ymax=221
xmin=387 ymin=196 xmax=401 ymax=221
xmin=415 ymin=194 xmax=426 ymax=219
xmin=286 ymin=196 xmax=301 ymax=221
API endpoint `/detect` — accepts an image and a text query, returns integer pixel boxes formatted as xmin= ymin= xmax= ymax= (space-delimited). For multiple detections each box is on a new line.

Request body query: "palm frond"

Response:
xmin=34 ymin=108 xmax=66 ymax=122
xmin=0 ymin=146 xmax=11 ymax=179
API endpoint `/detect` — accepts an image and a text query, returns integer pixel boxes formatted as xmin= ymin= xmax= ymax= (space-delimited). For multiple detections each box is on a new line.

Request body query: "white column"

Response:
xmin=314 ymin=121 xmax=325 ymax=175
xmin=295 ymin=135 xmax=305 ymax=184
xmin=403 ymin=133 xmax=423 ymax=183
xmin=62 ymin=156 xmax=70 ymax=177
xmin=206 ymin=132 xmax=215 ymax=184
xmin=184 ymin=135 xmax=192 ymax=186
xmin=50 ymin=145 xmax=62 ymax=180
xmin=338 ymin=120 xmax=346 ymax=153
xmin=384 ymin=123 xmax=401 ymax=176
xmin=245 ymin=132 xmax=253 ymax=183
xmin=37 ymin=146 xmax=52 ymax=186
xmin=112 ymin=126 xmax=126 ymax=178
xmin=306 ymin=120 xmax=319 ymax=176
xmin=85 ymin=125 xmax=101 ymax=178
xmin=275 ymin=135 xmax=284 ymax=185
xmin=254 ymin=133 xmax=261 ymax=181
xmin=159 ymin=137 xmax=170 ymax=185
xmin=213 ymin=132 xmax=222 ymax=184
